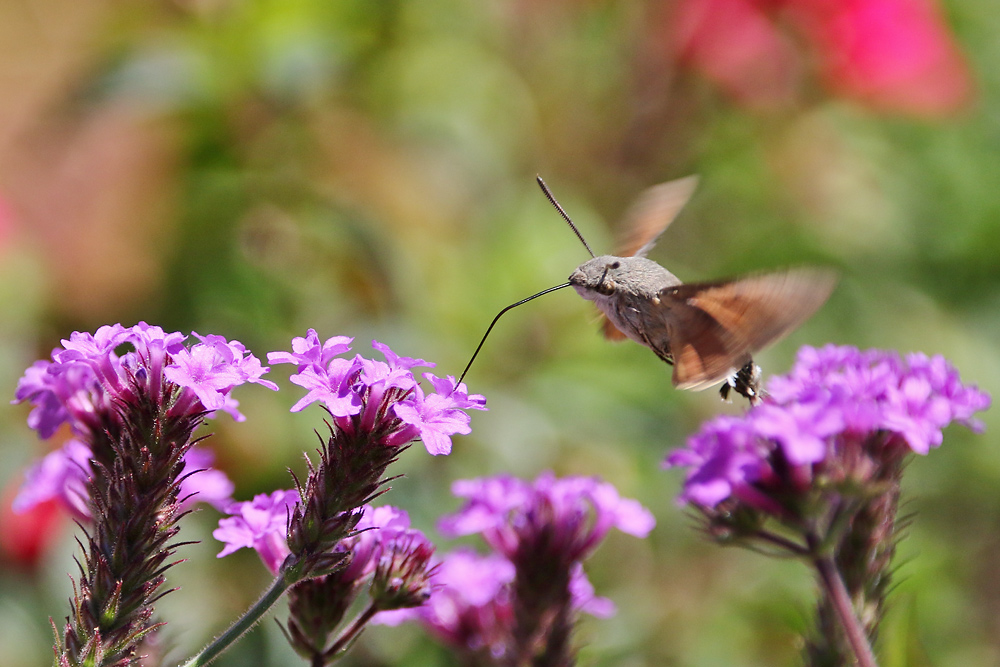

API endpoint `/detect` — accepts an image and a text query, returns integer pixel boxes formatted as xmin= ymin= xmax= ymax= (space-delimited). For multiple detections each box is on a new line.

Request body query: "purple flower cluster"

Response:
xmin=11 ymin=323 xmax=265 ymax=523
xmin=384 ymin=548 xmax=616 ymax=650
xmin=377 ymin=548 xmax=515 ymax=654
xmin=214 ymin=495 xmax=433 ymax=589
xmin=666 ymin=345 xmax=991 ymax=507
xmin=268 ymin=330 xmax=486 ymax=455
xmin=15 ymin=441 xmax=233 ymax=522
xmin=14 ymin=322 xmax=278 ymax=439
xmin=438 ymin=472 xmax=656 ymax=562
xmin=389 ymin=473 xmax=653 ymax=660
xmin=9 ymin=324 xmax=279 ymax=666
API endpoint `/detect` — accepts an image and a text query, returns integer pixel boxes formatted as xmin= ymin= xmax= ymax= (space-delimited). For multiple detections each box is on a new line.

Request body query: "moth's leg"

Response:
xmin=719 ymin=359 xmax=762 ymax=405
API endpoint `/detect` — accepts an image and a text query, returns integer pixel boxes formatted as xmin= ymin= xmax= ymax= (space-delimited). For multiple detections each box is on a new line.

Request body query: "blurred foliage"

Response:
xmin=0 ymin=0 xmax=997 ymax=665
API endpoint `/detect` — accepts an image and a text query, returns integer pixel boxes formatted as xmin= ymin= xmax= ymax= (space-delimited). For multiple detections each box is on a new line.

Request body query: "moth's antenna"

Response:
xmin=458 ymin=282 xmax=572 ymax=385
xmin=537 ymin=176 xmax=596 ymax=258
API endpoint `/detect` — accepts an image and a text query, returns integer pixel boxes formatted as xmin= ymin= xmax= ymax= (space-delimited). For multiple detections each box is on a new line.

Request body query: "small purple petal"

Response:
xmin=372 ymin=339 xmax=433 ymax=370
xmin=213 ymin=489 xmax=300 ymax=574
xmin=178 ymin=447 xmax=235 ymax=512
xmin=423 ymin=373 xmax=487 ymax=411
xmin=394 ymin=392 xmax=472 ymax=456
xmin=268 ymin=329 xmax=354 ymax=371
xmin=287 ymin=360 xmax=363 ymax=417
xmin=13 ymin=439 xmax=92 ymax=521
xmin=569 ymin=563 xmax=616 ymax=618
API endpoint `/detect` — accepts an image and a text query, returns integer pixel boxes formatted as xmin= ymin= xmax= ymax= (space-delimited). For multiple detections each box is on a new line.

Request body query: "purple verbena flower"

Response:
xmin=13 ymin=323 xmax=278 ymax=440
xmin=338 ymin=505 xmax=414 ymax=582
xmin=383 ymin=474 xmax=648 ymax=664
xmin=371 ymin=339 xmax=431 ymax=370
xmin=15 ymin=323 xmax=274 ymax=666
xmin=392 ymin=385 xmax=471 ymax=455
xmin=666 ymin=345 xmax=991 ymax=509
xmin=281 ymin=504 xmax=431 ymax=661
xmin=439 ymin=472 xmax=655 ymax=562
xmin=266 ymin=329 xmax=353 ymax=372
xmin=213 ymin=489 xmax=301 ymax=575
xmin=752 ymin=400 xmax=845 ymax=466
xmin=268 ymin=333 xmax=486 ymax=455
xmin=386 ymin=548 xmax=618 ymax=655
xmin=424 ymin=373 xmax=488 ymax=411
xmin=384 ymin=548 xmax=515 ymax=654
xmin=369 ymin=522 xmax=436 ymax=612
xmin=164 ymin=332 xmax=279 ymax=422
xmin=568 ymin=562 xmax=615 ymax=618
xmin=664 ymin=416 xmax=772 ymax=508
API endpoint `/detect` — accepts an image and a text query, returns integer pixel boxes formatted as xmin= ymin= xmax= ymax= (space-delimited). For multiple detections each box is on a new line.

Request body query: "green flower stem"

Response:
xmin=180 ymin=571 xmax=294 ymax=667
xmin=813 ymin=554 xmax=879 ymax=667
xmin=321 ymin=602 xmax=380 ymax=663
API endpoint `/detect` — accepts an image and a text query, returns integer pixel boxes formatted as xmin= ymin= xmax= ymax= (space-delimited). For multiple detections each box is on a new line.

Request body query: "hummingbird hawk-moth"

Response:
xmin=551 ymin=177 xmax=837 ymax=390
xmin=458 ymin=177 xmax=836 ymax=397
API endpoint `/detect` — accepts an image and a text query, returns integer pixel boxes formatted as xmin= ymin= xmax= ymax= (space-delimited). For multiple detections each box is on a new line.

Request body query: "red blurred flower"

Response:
xmin=671 ymin=0 xmax=973 ymax=117
xmin=0 ymin=193 xmax=14 ymax=254
xmin=0 ymin=482 xmax=65 ymax=571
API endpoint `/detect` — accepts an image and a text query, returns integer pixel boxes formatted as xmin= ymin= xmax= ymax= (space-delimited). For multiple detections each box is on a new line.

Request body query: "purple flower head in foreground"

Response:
xmin=380 ymin=475 xmax=642 ymax=664
xmin=214 ymin=490 xmax=301 ymax=575
xmin=665 ymin=345 xmax=991 ymax=509
xmin=14 ymin=442 xmax=235 ymax=522
xmin=268 ymin=332 xmax=486 ymax=455
xmin=214 ymin=498 xmax=429 ymax=584
xmin=281 ymin=506 xmax=437 ymax=663
xmin=369 ymin=519 xmax=436 ymax=612
xmin=337 ymin=505 xmax=415 ymax=582
xmin=380 ymin=548 xmax=516 ymax=654
xmin=13 ymin=323 xmax=278 ymax=441
xmin=381 ymin=548 xmax=616 ymax=656
xmin=332 ymin=505 xmax=436 ymax=609
xmin=439 ymin=472 xmax=655 ymax=564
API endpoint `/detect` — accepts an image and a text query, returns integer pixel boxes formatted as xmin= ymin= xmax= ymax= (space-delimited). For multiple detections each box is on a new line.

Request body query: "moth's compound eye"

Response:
xmin=597 ymin=281 xmax=615 ymax=296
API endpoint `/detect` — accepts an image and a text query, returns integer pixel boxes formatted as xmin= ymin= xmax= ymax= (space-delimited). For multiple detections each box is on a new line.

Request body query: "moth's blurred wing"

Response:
xmin=616 ymin=176 xmax=699 ymax=258
xmin=665 ymin=303 xmax=750 ymax=390
xmin=601 ymin=316 xmax=629 ymax=341
xmin=663 ymin=268 xmax=838 ymax=390
xmin=599 ymin=175 xmax=699 ymax=340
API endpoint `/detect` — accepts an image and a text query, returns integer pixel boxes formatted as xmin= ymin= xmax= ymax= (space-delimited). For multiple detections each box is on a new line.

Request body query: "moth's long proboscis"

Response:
xmin=458 ymin=282 xmax=572 ymax=385
xmin=536 ymin=176 xmax=596 ymax=259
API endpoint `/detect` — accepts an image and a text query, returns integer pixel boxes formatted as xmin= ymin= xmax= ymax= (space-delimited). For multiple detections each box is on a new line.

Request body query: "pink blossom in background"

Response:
xmin=670 ymin=0 xmax=973 ymax=117
xmin=673 ymin=0 xmax=801 ymax=108
xmin=793 ymin=0 xmax=972 ymax=116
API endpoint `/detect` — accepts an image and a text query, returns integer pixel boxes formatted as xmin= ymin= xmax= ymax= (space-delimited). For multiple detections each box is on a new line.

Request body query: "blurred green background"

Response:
xmin=0 ymin=0 xmax=997 ymax=665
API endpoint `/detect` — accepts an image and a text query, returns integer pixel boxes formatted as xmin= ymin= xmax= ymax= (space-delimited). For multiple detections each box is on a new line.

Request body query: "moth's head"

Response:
xmin=569 ymin=255 xmax=626 ymax=300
